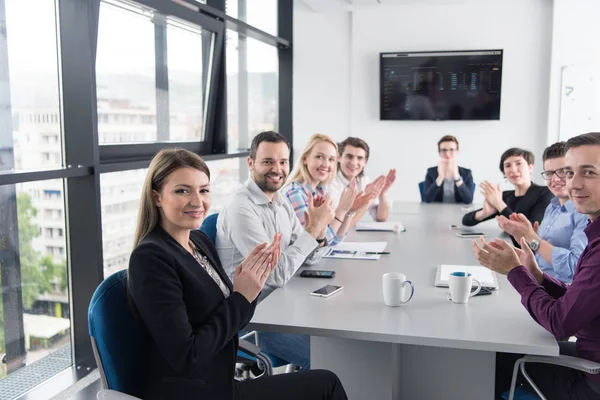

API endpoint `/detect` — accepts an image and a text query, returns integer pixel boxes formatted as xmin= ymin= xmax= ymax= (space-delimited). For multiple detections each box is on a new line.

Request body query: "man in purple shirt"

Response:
xmin=473 ymin=132 xmax=600 ymax=399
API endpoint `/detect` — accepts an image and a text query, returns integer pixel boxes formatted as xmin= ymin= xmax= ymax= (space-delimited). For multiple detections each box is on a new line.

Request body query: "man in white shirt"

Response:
xmin=216 ymin=131 xmax=334 ymax=370
xmin=328 ymin=137 xmax=396 ymax=221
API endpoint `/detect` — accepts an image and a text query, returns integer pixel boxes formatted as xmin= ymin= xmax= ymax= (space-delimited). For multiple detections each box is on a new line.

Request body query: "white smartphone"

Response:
xmin=310 ymin=284 xmax=344 ymax=298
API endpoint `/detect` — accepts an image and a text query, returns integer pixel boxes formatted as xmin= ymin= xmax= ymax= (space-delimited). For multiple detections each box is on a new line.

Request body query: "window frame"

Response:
xmin=0 ymin=0 xmax=293 ymax=397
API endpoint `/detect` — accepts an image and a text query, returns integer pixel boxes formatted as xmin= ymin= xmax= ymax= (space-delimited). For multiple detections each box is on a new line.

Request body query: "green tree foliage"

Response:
xmin=0 ymin=194 xmax=66 ymax=378
xmin=16 ymin=193 xmax=67 ymax=308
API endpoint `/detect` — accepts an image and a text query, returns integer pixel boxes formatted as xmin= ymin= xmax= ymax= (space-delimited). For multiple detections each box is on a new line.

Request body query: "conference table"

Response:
xmin=247 ymin=203 xmax=559 ymax=400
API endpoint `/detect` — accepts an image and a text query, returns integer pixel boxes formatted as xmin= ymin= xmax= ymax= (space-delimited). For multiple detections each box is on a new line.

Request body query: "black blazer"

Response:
xmin=462 ymin=183 xmax=554 ymax=246
xmin=128 ymin=227 xmax=255 ymax=400
xmin=423 ymin=166 xmax=475 ymax=204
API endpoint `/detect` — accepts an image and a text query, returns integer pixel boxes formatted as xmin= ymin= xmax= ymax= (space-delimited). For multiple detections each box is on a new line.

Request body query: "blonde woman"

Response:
xmin=127 ymin=148 xmax=348 ymax=399
xmin=283 ymin=133 xmax=376 ymax=246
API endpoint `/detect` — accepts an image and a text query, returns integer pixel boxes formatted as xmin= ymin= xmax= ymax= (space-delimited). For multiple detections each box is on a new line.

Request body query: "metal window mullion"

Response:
xmin=205 ymin=0 xmax=227 ymax=155
xmin=278 ymin=0 xmax=293 ymax=162
xmin=154 ymin=13 xmax=170 ymax=141
xmin=56 ymin=0 xmax=103 ymax=373
xmin=0 ymin=0 xmax=26 ymax=374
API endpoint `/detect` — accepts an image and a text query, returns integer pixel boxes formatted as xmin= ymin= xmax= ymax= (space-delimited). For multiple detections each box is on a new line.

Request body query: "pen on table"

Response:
xmin=362 ymin=251 xmax=390 ymax=255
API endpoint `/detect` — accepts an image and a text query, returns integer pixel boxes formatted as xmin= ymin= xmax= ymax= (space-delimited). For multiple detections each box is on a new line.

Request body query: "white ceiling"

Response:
xmin=302 ymin=0 xmax=488 ymax=12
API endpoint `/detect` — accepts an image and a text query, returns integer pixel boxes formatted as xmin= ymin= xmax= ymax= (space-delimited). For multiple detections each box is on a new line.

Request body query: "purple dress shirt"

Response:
xmin=508 ymin=217 xmax=600 ymax=383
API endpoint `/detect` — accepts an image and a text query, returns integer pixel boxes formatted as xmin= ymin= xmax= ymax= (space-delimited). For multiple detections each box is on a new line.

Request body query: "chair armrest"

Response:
xmin=239 ymin=339 xmax=262 ymax=357
xmin=524 ymin=355 xmax=600 ymax=374
xmin=97 ymin=389 xmax=141 ymax=400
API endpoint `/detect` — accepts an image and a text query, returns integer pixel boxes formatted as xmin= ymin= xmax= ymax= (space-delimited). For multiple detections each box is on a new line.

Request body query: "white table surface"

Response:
xmin=249 ymin=203 xmax=558 ymax=356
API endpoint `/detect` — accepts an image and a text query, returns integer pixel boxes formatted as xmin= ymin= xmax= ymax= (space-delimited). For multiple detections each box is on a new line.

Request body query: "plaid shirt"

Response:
xmin=283 ymin=181 xmax=343 ymax=246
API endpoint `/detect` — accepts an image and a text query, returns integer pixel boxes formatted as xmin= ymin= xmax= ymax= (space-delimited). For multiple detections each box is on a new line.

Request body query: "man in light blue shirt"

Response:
xmin=497 ymin=142 xmax=588 ymax=283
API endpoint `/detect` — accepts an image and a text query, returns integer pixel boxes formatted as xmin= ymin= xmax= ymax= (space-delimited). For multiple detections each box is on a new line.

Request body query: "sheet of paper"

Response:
xmin=440 ymin=265 xmax=496 ymax=287
xmin=324 ymin=242 xmax=388 ymax=260
xmin=355 ymin=222 xmax=405 ymax=232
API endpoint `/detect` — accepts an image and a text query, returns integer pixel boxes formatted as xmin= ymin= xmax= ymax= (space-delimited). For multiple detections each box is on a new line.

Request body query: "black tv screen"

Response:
xmin=380 ymin=50 xmax=503 ymax=121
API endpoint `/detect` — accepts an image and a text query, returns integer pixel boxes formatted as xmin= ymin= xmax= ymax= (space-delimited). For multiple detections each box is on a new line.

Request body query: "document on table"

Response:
xmin=355 ymin=221 xmax=406 ymax=232
xmin=435 ymin=264 xmax=499 ymax=289
xmin=324 ymin=242 xmax=388 ymax=260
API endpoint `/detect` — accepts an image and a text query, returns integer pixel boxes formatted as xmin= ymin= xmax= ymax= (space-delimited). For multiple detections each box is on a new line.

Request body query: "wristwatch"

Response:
xmin=529 ymin=238 xmax=540 ymax=253
xmin=316 ymin=237 xmax=327 ymax=246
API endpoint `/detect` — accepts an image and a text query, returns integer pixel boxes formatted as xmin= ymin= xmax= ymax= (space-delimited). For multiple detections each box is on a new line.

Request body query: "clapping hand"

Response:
xmin=479 ymin=181 xmax=503 ymax=211
xmin=471 ymin=236 xmax=521 ymax=276
xmin=380 ymin=169 xmax=397 ymax=196
xmin=496 ymin=213 xmax=539 ymax=242
xmin=233 ymin=233 xmax=282 ymax=302
xmin=305 ymin=192 xmax=335 ymax=233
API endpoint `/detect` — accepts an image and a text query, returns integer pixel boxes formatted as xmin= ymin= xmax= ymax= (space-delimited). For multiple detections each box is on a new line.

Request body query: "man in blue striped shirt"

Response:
xmin=496 ymin=142 xmax=588 ymax=283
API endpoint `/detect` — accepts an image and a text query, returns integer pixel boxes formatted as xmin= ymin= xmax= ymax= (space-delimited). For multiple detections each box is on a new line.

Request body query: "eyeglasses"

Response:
xmin=541 ymin=169 xmax=566 ymax=180
xmin=439 ymin=149 xmax=457 ymax=154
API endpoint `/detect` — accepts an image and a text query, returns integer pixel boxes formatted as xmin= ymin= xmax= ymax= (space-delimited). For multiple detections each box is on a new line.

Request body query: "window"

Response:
xmin=226 ymin=0 xmax=277 ymax=36
xmin=96 ymin=1 xmax=156 ymax=144
xmin=100 ymin=168 xmax=147 ymax=278
xmin=96 ymin=0 xmax=215 ymax=145
xmin=226 ymin=30 xmax=278 ymax=152
xmin=0 ymin=179 xmax=70 ymax=391
xmin=166 ymin=18 xmax=208 ymax=142
xmin=1 ymin=0 xmax=63 ymax=172
xmin=0 ymin=0 xmax=289 ymax=395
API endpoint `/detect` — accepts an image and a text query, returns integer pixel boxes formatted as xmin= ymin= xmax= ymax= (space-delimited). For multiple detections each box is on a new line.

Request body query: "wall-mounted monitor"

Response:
xmin=380 ymin=49 xmax=503 ymax=121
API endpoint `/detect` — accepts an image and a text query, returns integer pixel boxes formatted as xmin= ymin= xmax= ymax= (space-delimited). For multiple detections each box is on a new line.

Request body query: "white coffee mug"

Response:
xmin=448 ymin=272 xmax=482 ymax=304
xmin=382 ymin=273 xmax=415 ymax=307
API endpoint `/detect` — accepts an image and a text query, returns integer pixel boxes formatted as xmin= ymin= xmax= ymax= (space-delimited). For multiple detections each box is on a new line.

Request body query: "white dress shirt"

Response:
xmin=216 ymin=178 xmax=322 ymax=301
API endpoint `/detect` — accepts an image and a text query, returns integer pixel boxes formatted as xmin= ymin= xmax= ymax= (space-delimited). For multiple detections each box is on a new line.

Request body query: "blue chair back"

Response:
xmin=200 ymin=213 xmax=219 ymax=244
xmin=88 ymin=270 xmax=150 ymax=398
xmin=418 ymin=181 xmax=425 ymax=202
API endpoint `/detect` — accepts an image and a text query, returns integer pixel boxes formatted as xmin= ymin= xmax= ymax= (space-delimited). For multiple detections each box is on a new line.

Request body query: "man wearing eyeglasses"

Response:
xmin=423 ymin=135 xmax=475 ymax=203
xmin=495 ymin=142 xmax=588 ymax=283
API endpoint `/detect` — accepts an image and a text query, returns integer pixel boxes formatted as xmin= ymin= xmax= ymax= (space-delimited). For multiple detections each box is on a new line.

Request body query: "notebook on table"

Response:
xmin=435 ymin=264 xmax=499 ymax=290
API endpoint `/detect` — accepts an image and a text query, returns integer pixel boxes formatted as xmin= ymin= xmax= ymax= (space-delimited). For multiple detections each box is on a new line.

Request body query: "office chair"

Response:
xmin=200 ymin=212 xmax=219 ymax=243
xmin=505 ymin=354 xmax=600 ymax=400
xmin=89 ymin=270 xmax=272 ymax=399
xmin=88 ymin=269 xmax=148 ymax=399
xmin=199 ymin=213 xmax=295 ymax=377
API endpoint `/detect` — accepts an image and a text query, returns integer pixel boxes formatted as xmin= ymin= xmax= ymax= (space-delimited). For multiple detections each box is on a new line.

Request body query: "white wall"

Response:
xmin=294 ymin=0 xmax=554 ymax=203
xmin=547 ymin=0 xmax=600 ymax=142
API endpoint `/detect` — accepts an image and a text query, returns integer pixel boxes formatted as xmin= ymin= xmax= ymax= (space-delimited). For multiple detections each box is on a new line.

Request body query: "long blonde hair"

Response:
xmin=287 ymin=133 xmax=338 ymax=186
xmin=133 ymin=148 xmax=210 ymax=248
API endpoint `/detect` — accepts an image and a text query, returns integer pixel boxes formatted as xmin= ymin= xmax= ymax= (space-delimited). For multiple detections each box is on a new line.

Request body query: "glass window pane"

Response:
xmin=96 ymin=0 xmax=214 ymax=145
xmin=96 ymin=1 xmax=156 ymax=144
xmin=166 ymin=18 xmax=209 ymax=142
xmin=226 ymin=31 xmax=278 ymax=152
xmin=1 ymin=0 xmax=62 ymax=172
xmin=100 ymin=159 xmax=242 ymax=278
xmin=100 ymin=168 xmax=147 ymax=278
xmin=226 ymin=0 xmax=277 ymax=36
xmin=0 ymin=179 xmax=71 ymax=395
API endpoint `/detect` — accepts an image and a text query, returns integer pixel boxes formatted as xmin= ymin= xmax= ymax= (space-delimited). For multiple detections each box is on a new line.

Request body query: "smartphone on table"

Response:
xmin=300 ymin=270 xmax=335 ymax=278
xmin=456 ymin=231 xmax=485 ymax=238
xmin=310 ymin=285 xmax=344 ymax=298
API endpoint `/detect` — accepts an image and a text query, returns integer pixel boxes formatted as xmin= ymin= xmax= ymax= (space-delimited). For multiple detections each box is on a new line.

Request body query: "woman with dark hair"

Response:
xmin=127 ymin=148 xmax=348 ymax=400
xmin=462 ymin=147 xmax=554 ymax=246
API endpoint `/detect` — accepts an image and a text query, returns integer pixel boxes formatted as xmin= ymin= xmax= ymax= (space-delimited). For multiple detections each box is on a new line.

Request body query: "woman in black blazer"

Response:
xmin=462 ymin=148 xmax=553 ymax=246
xmin=128 ymin=149 xmax=347 ymax=400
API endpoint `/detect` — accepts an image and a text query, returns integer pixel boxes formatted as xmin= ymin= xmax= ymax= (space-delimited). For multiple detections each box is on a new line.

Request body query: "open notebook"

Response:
xmin=435 ymin=264 xmax=499 ymax=289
